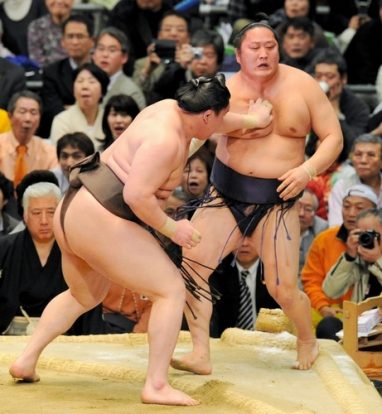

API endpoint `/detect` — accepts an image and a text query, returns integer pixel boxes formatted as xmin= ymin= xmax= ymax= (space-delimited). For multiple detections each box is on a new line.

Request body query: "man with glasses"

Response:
xmin=40 ymin=14 xmax=94 ymax=137
xmin=92 ymin=27 xmax=146 ymax=110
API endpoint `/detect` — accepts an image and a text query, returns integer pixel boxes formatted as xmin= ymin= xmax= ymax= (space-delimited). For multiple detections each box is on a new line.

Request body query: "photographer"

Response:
xmin=150 ymin=29 xmax=224 ymax=103
xmin=323 ymin=208 xmax=382 ymax=305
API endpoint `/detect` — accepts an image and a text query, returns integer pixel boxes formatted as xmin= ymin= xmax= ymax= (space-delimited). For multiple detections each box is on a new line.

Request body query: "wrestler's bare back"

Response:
xmin=216 ymin=64 xmax=329 ymax=178
xmin=101 ymin=99 xmax=188 ymax=204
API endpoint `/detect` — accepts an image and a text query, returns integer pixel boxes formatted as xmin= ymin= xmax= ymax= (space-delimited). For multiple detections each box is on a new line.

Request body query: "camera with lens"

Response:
xmin=153 ymin=39 xmax=176 ymax=61
xmin=358 ymin=230 xmax=381 ymax=249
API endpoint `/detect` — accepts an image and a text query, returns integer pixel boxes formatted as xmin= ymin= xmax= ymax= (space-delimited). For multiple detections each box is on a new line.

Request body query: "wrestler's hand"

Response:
xmin=246 ymin=98 xmax=273 ymax=129
xmin=277 ymin=165 xmax=311 ymax=200
xmin=173 ymin=219 xmax=201 ymax=248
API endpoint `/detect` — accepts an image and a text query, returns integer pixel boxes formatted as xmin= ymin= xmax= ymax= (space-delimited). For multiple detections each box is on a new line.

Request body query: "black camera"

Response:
xmin=358 ymin=230 xmax=381 ymax=249
xmin=153 ymin=39 xmax=176 ymax=61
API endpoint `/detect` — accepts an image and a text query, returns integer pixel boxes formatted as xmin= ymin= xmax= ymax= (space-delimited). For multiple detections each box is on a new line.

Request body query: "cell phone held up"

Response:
xmin=153 ymin=39 xmax=176 ymax=61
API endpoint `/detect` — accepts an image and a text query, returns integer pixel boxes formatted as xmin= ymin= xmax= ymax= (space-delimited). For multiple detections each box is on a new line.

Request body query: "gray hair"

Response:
xmin=22 ymin=182 xmax=61 ymax=212
xmin=351 ymin=134 xmax=382 ymax=156
xmin=303 ymin=188 xmax=319 ymax=211
xmin=356 ymin=208 xmax=382 ymax=225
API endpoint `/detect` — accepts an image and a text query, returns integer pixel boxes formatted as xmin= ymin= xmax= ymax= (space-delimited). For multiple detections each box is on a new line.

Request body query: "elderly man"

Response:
xmin=0 ymin=91 xmax=57 ymax=187
xmin=92 ymin=27 xmax=146 ymax=110
xmin=301 ymin=184 xmax=378 ymax=339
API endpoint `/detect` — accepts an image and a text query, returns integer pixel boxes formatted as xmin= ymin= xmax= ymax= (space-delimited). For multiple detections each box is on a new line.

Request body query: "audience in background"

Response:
xmin=0 ymin=57 xmax=26 ymax=110
xmin=0 ymin=171 xmax=19 ymax=235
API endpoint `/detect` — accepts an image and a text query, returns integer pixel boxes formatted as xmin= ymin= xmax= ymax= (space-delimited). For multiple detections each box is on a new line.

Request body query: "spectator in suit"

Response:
xmin=0 ymin=90 xmax=57 ymax=187
xmin=210 ymin=236 xmax=280 ymax=337
xmin=108 ymin=0 xmax=173 ymax=69
xmin=40 ymin=14 xmax=94 ymax=137
xmin=92 ymin=27 xmax=146 ymax=110
xmin=310 ymin=48 xmax=370 ymax=157
xmin=27 ymin=0 xmax=73 ymax=67
xmin=0 ymin=57 xmax=26 ymax=110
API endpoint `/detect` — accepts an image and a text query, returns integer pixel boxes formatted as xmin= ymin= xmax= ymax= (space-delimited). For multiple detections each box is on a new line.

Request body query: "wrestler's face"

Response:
xmin=282 ymin=27 xmax=313 ymax=59
xmin=62 ymin=21 xmax=94 ymax=61
xmin=158 ymin=15 xmax=189 ymax=45
xmin=351 ymin=143 xmax=382 ymax=181
xmin=107 ymin=108 xmax=133 ymax=140
xmin=58 ymin=145 xmax=87 ymax=179
xmin=236 ymin=237 xmax=258 ymax=267
xmin=93 ymin=34 xmax=127 ymax=76
xmin=284 ymin=0 xmax=309 ymax=18
xmin=199 ymin=106 xmax=229 ymax=140
xmin=236 ymin=27 xmax=279 ymax=79
xmin=297 ymin=191 xmax=316 ymax=233
xmin=342 ymin=196 xmax=375 ymax=230
xmin=9 ymin=97 xmax=41 ymax=144
xmin=182 ymin=158 xmax=209 ymax=198
xmin=190 ymin=45 xmax=219 ymax=78
xmin=24 ymin=196 xmax=58 ymax=243
xmin=74 ymin=69 xmax=102 ymax=109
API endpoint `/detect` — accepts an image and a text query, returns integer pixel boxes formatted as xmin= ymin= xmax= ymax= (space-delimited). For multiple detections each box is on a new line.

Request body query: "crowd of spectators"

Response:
xmin=0 ymin=0 xmax=382 ymax=341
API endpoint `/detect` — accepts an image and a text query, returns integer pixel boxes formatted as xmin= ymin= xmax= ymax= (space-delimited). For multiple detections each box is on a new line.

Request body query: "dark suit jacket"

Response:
xmin=0 ymin=58 xmax=26 ymax=109
xmin=209 ymin=255 xmax=280 ymax=337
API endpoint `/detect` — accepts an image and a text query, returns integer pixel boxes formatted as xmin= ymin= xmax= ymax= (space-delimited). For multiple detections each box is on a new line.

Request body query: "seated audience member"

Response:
xmin=280 ymin=17 xmax=324 ymax=72
xmin=100 ymin=94 xmax=140 ymax=151
xmin=102 ymin=285 xmax=152 ymax=333
xmin=322 ymin=208 xmax=382 ymax=339
xmin=301 ymin=184 xmax=378 ymax=338
xmin=181 ymin=146 xmax=212 ymax=202
xmin=269 ymin=0 xmax=328 ymax=48
xmin=51 ymin=132 xmax=95 ymax=194
xmin=132 ymin=11 xmax=191 ymax=103
xmin=227 ymin=0 xmax=283 ymax=25
xmin=0 ymin=57 xmax=26 ymax=110
xmin=336 ymin=12 xmax=371 ymax=54
xmin=328 ymin=134 xmax=382 ymax=226
xmin=0 ymin=90 xmax=57 ymax=187
xmin=92 ymin=27 xmax=146 ymax=110
xmin=297 ymin=188 xmax=327 ymax=281
xmin=0 ymin=0 xmax=46 ymax=56
xmin=209 ymin=236 xmax=280 ymax=338
xmin=164 ymin=187 xmax=187 ymax=217
xmin=0 ymin=181 xmax=105 ymax=335
xmin=108 ymin=0 xmax=173 ymax=66
xmin=0 ymin=172 xmax=19 ymax=235
xmin=40 ymin=14 xmax=95 ymax=137
xmin=27 ymin=0 xmax=73 ymax=67
xmin=50 ymin=63 xmax=109 ymax=148
xmin=310 ymin=48 xmax=370 ymax=154
xmin=151 ymin=29 xmax=224 ymax=102
xmin=344 ymin=0 xmax=382 ymax=85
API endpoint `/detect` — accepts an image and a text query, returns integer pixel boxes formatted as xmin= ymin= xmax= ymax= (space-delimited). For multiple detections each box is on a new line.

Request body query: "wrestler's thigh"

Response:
xmin=252 ymin=203 xmax=300 ymax=288
xmin=60 ymin=192 xmax=184 ymax=299
xmin=185 ymin=200 xmax=242 ymax=277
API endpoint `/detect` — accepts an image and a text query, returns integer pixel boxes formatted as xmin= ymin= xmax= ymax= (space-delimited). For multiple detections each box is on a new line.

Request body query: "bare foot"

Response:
xmin=170 ymin=353 xmax=212 ymax=375
xmin=141 ymin=382 xmax=199 ymax=406
xmin=293 ymin=338 xmax=319 ymax=370
xmin=9 ymin=358 xmax=40 ymax=383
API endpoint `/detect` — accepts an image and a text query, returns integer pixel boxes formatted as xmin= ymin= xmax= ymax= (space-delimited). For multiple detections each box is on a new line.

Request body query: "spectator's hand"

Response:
xmin=175 ymin=44 xmax=193 ymax=68
xmin=277 ymin=165 xmax=311 ymax=201
xmin=370 ymin=122 xmax=382 ymax=136
xmin=319 ymin=306 xmax=343 ymax=318
xmin=147 ymin=42 xmax=161 ymax=65
xmin=346 ymin=228 xmax=360 ymax=258
xmin=358 ymin=239 xmax=382 ymax=264
xmin=349 ymin=14 xmax=370 ymax=30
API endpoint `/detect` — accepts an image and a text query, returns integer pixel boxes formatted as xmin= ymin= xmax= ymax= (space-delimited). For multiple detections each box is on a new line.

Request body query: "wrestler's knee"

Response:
xmin=69 ymin=289 xmax=104 ymax=310
xmin=273 ymin=282 xmax=299 ymax=310
xmin=152 ymin=273 xmax=186 ymax=303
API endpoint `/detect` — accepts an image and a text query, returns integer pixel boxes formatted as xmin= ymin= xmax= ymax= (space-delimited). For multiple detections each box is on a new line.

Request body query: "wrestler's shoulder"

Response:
xmin=278 ymin=64 xmax=317 ymax=83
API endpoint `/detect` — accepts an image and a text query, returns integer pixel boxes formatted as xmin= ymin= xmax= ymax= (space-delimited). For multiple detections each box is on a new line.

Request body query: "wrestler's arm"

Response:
xmin=277 ymin=78 xmax=343 ymax=200
xmin=123 ymin=132 xmax=199 ymax=246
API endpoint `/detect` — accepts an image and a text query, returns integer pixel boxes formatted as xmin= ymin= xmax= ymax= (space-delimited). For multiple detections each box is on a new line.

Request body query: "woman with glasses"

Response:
xmin=9 ymin=74 xmax=273 ymax=406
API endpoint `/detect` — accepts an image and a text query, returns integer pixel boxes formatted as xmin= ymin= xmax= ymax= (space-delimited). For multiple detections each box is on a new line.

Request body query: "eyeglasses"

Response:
xmin=191 ymin=73 xmax=226 ymax=88
xmin=95 ymin=45 xmax=124 ymax=54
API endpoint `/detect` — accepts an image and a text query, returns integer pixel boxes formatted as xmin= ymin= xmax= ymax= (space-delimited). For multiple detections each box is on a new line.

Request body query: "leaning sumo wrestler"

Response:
xmin=9 ymin=75 xmax=273 ymax=406
xmin=171 ymin=15 xmax=343 ymax=376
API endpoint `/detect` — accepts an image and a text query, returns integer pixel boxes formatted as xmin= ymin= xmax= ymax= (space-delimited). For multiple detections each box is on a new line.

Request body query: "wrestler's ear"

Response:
xmin=202 ymin=109 xmax=213 ymax=124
